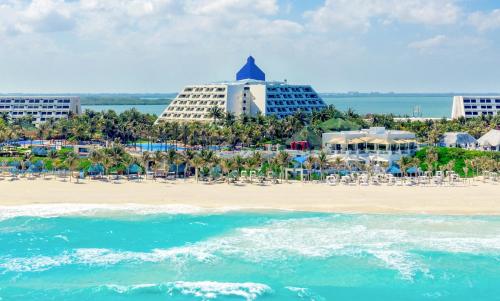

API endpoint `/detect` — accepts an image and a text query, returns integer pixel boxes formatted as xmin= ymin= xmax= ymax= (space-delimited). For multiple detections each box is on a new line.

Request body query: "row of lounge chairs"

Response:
xmin=325 ymin=171 xmax=468 ymax=186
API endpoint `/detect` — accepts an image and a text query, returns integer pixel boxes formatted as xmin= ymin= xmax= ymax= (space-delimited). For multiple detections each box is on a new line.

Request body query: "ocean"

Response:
xmin=1 ymin=205 xmax=499 ymax=301
xmin=82 ymin=95 xmax=453 ymax=118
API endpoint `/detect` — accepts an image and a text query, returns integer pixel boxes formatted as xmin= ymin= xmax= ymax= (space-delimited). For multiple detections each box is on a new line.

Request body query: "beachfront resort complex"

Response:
xmin=0 ymin=96 xmax=81 ymax=124
xmin=451 ymin=96 xmax=500 ymax=119
xmin=156 ymin=56 xmax=326 ymax=122
xmin=322 ymin=127 xmax=418 ymax=164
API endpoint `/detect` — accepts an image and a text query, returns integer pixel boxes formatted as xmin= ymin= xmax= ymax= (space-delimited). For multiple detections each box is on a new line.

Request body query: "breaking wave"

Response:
xmin=1 ymin=215 xmax=499 ymax=280
xmin=0 ymin=204 xmax=236 ymax=221
xmin=99 ymin=281 xmax=271 ymax=300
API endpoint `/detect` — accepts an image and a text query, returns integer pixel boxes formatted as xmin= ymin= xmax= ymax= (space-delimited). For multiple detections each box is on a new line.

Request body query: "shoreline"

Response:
xmin=1 ymin=178 xmax=499 ymax=216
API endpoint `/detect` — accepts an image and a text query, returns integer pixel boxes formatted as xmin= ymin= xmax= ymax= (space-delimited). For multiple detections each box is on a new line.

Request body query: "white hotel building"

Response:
xmin=157 ymin=57 xmax=326 ymax=122
xmin=0 ymin=96 xmax=81 ymax=124
xmin=451 ymin=96 xmax=500 ymax=119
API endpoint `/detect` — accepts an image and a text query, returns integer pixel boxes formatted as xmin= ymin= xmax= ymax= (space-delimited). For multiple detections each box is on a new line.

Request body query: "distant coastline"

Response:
xmin=2 ymin=92 xmax=500 ymax=106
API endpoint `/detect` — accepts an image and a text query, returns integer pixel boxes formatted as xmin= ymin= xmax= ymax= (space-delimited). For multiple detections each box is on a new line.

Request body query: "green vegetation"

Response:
xmin=416 ymin=147 xmax=500 ymax=177
xmin=0 ymin=104 xmax=499 ymax=180
xmin=1 ymin=104 xmax=499 ymax=150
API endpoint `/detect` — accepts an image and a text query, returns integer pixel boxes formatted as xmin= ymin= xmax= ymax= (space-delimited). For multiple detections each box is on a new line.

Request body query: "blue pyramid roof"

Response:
xmin=236 ymin=56 xmax=265 ymax=81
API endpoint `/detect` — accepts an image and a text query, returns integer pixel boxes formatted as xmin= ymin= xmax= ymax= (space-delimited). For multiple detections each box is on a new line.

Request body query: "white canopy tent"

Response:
xmin=477 ymin=129 xmax=500 ymax=151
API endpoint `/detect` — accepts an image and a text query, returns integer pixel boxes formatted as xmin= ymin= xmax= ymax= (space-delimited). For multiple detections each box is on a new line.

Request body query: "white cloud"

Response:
xmin=305 ymin=0 xmax=461 ymax=31
xmin=185 ymin=0 xmax=278 ymax=15
xmin=468 ymin=9 xmax=500 ymax=31
xmin=408 ymin=35 xmax=447 ymax=52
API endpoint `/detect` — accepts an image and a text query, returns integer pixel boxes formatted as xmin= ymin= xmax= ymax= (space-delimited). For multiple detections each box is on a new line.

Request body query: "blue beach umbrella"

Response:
xmin=127 ymin=164 xmax=142 ymax=175
xmin=87 ymin=164 xmax=105 ymax=175
xmin=406 ymin=167 xmax=419 ymax=175
xmin=386 ymin=165 xmax=402 ymax=175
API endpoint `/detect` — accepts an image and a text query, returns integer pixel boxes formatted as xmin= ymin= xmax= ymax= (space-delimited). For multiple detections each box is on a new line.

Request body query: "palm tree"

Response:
xmin=174 ymin=153 xmax=185 ymax=178
xmin=64 ymin=152 xmax=79 ymax=183
xmin=250 ymin=151 xmax=263 ymax=171
xmin=219 ymin=158 xmax=234 ymax=182
xmin=190 ymin=155 xmax=204 ymax=182
xmin=425 ymin=147 xmax=438 ymax=175
xmin=234 ymin=155 xmax=245 ymax=173
xmin=332 ymin=157 xmax=343 ymax=175
xmin=304 ymin=156 xmax=317 ymax=181
xmin=102 ymin=155 xmax=113 ymax=179
xmin=317 ymin=151 xmax=328 ymax=181
xmin=182 ymin=149 xmax=195 ymax=178
xmin=207 ymin=106 xmax=224 ymax=124
xmin=89 ymin=149 xmax=103 ymax=166
xmin=277 ymin=151 xmax=291 ymax=182
xmin=153 ymin=151 xmax=165 ymax=179
xmin=166 ymin=149 xmax=177 ymax=173
xmin=398 ymin=156 xmax=413 ymax=177
xmin=141 ymin=151 xmax=152 ymax=175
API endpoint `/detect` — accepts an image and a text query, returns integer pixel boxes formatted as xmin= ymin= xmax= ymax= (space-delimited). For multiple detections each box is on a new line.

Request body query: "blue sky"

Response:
xmin=1 ymin=0 xmax=500 ymax=93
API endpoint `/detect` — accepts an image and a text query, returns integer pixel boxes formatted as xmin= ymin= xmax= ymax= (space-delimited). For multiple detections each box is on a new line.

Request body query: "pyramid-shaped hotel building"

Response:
xmin=156 ymin=57 xmax=326 ymax=123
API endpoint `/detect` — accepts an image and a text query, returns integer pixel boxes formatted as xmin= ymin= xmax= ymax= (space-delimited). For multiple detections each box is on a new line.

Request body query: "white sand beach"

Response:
xmin=0 ymin=178 xmax=499 ymax=215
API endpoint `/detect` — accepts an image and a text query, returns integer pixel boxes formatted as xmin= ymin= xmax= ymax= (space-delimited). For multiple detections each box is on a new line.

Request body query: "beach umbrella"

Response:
xmin=35 ymin=160 xmax=45 ymax=169
xmin=88 ymin=164 xmax=105 ymax=175
xmin=8 ymin=161 xmax=20 ymax=168
xmin=127 ymin=164 xmax=142 ymax=175
xmin=406 ymin=167 xmax=419 ymax=175
xmin=386 ymin=165 xmax=401 ymax=175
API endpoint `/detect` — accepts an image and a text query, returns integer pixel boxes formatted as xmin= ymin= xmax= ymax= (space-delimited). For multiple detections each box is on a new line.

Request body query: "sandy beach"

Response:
xmin=0 ymin=178 xmax=499 ymax=215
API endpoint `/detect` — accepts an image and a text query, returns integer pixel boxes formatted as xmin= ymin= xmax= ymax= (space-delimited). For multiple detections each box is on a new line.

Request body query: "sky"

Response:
xmin=1 ymin=0 xmax=500 ymax=93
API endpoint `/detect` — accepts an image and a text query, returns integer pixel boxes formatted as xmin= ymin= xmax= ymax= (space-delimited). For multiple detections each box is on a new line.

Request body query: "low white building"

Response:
xmin=0 ymin=96 xmax=81 ymax=124
xmin=322 ymin=127 xmax=417 ymax=164
xmin=451 ymin=96 xmax=500 ymax=119
xmin=439 ymin=132 xmax=477 ymax=148
xmin=477 ymin=129 xmax=500 ymax=151
xmin=156 ymin=57 xmax=326 ymax=123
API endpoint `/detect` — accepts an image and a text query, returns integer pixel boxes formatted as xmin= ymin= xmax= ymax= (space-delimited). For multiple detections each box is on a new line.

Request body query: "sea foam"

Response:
xmin=100 ymin=281 xmax=271 ymax=300
xmin=0 ymin=204 xmax=228 ymax=221
xmin=2 ymin=215 xmax=499 ymax=281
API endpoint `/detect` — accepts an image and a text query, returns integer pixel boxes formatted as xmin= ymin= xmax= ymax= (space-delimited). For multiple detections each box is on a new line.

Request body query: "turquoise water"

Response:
xmin=1 ymin=206 xmax=499 ymax=301
xmin=82 ymin=104 xmax=167 ymax=115
xmin=322 ymin=96 xmax=452 ymax=118
xmin=82 ymin=95 xmax=453 ymax=117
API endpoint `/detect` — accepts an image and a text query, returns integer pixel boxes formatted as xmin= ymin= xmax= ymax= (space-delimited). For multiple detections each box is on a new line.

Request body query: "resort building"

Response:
xmin=0 ymin=96 xmax=81 ymax=124
xmin=451 ymin=96 xmax=500 ymax=119
xmin=322 ymin=127 xmax=417 ymax=163
xmin=156 ymin=56 xmax=326 ymax=123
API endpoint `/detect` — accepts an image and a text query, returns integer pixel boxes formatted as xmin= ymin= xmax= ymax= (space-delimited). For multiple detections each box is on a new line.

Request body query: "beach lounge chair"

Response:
xmin=326 ymin=175 xmax=337 ymax=186
xmin=432 ymin=176 xmax=443 ymax=186
xmin=359 ymin=175 xmax=369 ymax=186
xmin=340 ymin=175 xmax=350 ymax=185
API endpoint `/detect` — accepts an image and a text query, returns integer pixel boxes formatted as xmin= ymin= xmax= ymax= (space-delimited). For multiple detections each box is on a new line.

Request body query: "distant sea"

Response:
xmin=82 ymin=95 xmax=454 ymax=118
xmin=1 ymin=207 xmax=499 ymax=301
